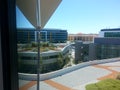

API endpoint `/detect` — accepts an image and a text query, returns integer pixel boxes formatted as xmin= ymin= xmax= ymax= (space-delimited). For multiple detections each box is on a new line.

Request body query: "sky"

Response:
xmin=17 ymin=0 xmax=120 ymax=34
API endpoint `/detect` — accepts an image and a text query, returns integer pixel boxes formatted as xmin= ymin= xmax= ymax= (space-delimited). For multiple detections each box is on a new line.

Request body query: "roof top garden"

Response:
xmin=17 ymin=42 xmax=63 ymax=52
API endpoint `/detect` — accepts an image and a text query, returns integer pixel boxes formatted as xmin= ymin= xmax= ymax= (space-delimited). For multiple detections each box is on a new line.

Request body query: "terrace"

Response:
xmin=19 ymin=57 xmax=120 ymax=90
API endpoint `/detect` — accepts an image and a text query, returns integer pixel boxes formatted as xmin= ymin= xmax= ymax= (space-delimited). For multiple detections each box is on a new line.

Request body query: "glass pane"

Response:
xmin=17 ymin=29 xmax=39 ymax=90
xmin=17 ymin=28 xmax=71 ymax=90
xmin=16 ymin=1 xmax=120 ymax=90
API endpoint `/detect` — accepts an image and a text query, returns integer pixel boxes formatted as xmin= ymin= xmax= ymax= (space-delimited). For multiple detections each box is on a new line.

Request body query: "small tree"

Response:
xmin=57 ymin=52 xmax=63 ymax=68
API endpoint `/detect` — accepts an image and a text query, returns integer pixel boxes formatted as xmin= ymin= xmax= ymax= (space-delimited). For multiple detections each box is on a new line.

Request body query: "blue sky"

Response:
xmin=17 ymin=0 xmax=120 ymax=34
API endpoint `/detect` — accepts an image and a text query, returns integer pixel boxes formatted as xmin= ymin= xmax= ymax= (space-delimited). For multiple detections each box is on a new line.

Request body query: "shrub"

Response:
xmin=41 ymin=42 xmax=49 ymax=47
xmin=31 ymin=42 xmax=38 ymax=47
xmin=116 ymin=73 xmax=120 ymax=80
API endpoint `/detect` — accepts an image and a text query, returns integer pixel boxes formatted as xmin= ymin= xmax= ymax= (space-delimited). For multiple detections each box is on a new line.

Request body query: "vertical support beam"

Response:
xmin=0 ymin=27 xmax=3 ymax=90
xmin=37 ymin=31 xmax=41 ymax=90
xmin=36 ymin=0 xmax=41 ymax=89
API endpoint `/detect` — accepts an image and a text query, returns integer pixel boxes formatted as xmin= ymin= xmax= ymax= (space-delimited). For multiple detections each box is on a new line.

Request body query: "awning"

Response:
xmin=16 ymin=0 xmax=62 ymax=29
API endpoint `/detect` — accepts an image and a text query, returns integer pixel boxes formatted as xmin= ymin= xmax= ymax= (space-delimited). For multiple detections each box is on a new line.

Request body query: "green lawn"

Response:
xmin=86 ymin=79 xmax=120 ymax=90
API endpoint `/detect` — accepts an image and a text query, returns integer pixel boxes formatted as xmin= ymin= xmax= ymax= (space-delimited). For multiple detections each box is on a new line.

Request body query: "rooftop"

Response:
xmin=19 ymin=58 xmax=120 ymax=90
xmin=101 ymin=28 xmax=120 ymax=31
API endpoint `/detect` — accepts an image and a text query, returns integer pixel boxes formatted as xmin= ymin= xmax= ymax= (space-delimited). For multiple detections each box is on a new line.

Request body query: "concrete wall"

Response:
xmin=19 ymin=57 xmax=120 ymax=81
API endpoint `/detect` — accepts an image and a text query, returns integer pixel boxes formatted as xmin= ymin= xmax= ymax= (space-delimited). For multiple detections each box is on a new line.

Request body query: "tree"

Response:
xmin=57 ymin=52 xmax=63 ymax=68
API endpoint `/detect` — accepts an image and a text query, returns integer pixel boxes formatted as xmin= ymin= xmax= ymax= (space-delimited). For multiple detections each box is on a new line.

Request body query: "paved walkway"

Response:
xmin=93 ymin=64 xmax=120 ymax=80
xmin=44 ymin=80 xmax=72 ymax=90
xmin=19 ymin=61 xmax=120 ymax=90
xmin=19 ymin=81 xmax=37 ymax=90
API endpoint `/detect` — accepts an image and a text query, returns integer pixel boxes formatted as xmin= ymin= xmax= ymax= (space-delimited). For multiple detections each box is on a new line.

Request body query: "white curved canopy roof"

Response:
xmin=16 ymin=0 xmax=62 ymax=28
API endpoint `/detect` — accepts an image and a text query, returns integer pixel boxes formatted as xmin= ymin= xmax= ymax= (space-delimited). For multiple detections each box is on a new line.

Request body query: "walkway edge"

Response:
xmin=19 ymin=57 xmax=120 ymax=81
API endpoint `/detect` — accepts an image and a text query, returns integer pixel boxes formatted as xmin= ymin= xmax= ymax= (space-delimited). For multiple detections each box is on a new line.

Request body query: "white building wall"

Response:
xmin=99 ymin=31 xmax=104 ymax=37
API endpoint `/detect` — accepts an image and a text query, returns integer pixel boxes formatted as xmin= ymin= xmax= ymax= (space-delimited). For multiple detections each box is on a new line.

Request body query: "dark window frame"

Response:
xmin=0 ymin=0 xmax=18 ymax=90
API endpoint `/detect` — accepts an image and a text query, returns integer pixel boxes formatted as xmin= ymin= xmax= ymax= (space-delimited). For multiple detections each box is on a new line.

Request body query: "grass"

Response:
xmin=86 ymin=79 xmax=120 ymax=90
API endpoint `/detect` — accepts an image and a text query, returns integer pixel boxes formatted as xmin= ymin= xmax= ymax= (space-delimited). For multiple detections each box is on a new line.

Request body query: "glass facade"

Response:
xmin=75 ymin=41 xmax=120 ymax=61
xmin=17 ymin=29 xmax=70 ymax=85
xmin=40 ymin=29 xmax=68 ymax=43
xmin=17 ymin=28 xmax=68 ymax=43
xmin=104 ymin=32 xmax=120 ymax=37
xmin=96 ymin=44 xmax=120 ymax=59
xmin=2 ymin=1 xmax=120 ymax=90
xmin=17 ymin=29 xmax=35 ymax=43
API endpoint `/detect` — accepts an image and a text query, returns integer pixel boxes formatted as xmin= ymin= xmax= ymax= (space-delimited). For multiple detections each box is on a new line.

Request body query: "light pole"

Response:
xmin=36 ymin=0 xmax=41 ymax=90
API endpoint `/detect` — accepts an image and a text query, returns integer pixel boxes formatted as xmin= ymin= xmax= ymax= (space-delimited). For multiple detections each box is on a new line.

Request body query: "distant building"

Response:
xmin=95 ymin=28 xmax=120 ymax=59
xmin=17 ymin=28 xmax=35 ymax=43
xmin=41 ymin=29 xmax=68 ymax=43
xmin=18 ymin=44 xmax=71 ymax=73
xmin=75 ymin=28 xmax=120 ymax=63
xmin=99 ymin=28 xmax=120 ymax=37
xmin=17 ymin=28 xmax=68 ymax=43
xmin=68 ymin=33 xmax=98 ymax=42
xmin=75 ymin=41 xmax=90 ymax=63
xmin=94 ymin=40 xmax=120 ymax=60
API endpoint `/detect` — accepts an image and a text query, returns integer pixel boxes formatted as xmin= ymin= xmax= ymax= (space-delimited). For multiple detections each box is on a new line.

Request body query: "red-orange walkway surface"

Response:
xmin=93 ymin=65 xmax=120 ymax=80
xmin=19 ymin=62 xmax=120 ymax=90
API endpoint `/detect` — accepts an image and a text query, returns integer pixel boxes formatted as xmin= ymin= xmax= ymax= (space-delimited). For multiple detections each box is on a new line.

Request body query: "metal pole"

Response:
xmin=37 ymin=31 xmax=40 ymax=90
xmin=36 ymin=0 xmax=41 ymax=90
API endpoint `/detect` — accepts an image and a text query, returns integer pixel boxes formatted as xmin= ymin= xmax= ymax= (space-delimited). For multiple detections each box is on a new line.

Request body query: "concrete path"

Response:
xmin=19 ymin=61 xmax=120 ymax=90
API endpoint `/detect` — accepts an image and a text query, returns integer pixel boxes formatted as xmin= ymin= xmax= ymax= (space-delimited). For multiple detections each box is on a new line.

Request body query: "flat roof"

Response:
xmin=17 ymin=28 xmax=67 ymax=31
xmin=94 ymin=37 xmax=120 ymax=45
xmin=101 ymin=28 xmax=120 ymax=31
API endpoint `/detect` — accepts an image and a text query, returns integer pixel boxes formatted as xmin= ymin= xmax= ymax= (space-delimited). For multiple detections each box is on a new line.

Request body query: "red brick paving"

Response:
xmin=19 ymin=81 xmax=37 ymax=90
xmin=19 ymin=63 xmax=120 ymax=90
xmin=44 ymin=80 xmax=73 ymax=90
xmin=93 ymin=65 xmax=120 ymax=80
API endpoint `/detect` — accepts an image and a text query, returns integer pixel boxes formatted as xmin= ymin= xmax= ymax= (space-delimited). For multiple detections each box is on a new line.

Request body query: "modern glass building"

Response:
xmin=99 ymin=28 xmax=120 ymax=37
xmin=75 ymin=39 xmax=120 ymax=62
xmin=17 ymin=28 xmax=35 ymax=43
xmin=94 ymin=28 xmax=120 ymax=59
xmin=17 ymin=28 xmax=68 ymax=43
xmin=95 ymin=44 xmax=120 ymax=59
xmin=104 ymin=32 xmax=120 ymax=37
xmin=18 ymin=44 xmax=70 ymax=74
xmin=75 ymin=41 xmax=90 ymax=63
xmin=75 ymin=28 xmax=120 ymax=62
xmin=94 ymin=38 xmax=120 ymax=59
xmin=40 ymin=29 xmax=68 ymax=43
